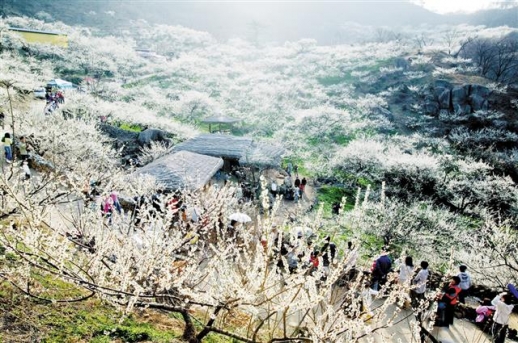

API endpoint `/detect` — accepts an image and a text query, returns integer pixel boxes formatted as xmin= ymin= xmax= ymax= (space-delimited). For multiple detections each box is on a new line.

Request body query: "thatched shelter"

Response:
xmin=135 ymin=151 xmax=223 ymax=191
xmin=173 ymin=134 xmax=285 ymax=169
xmin=200 ymin=116 xmax=240 ymax=133
xmin=239 ymin=141 xmax=286 ymax=168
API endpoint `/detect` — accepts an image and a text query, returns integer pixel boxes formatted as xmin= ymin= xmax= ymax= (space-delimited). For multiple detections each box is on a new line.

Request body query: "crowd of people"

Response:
xmin=269 ymin=175 xmax=307 ymax=203
xmin=44 ymin=88 xmax=65 ymax=115
xmin=367 ymin=248 xmax=516 ymax=342
xmin=1 ymin=132 xmax=32 ymax=179
xmin=62 ymin=161 xmax=518 ymax=343
xmin=270 ymin=227 xmax=343 ymax=280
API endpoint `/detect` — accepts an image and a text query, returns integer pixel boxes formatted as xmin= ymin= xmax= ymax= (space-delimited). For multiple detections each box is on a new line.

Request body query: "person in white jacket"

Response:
xmin=399 ymin=256 xmax=415 ymax=284
xmin=398 ymin=256 xmax=415 ymax=309
xmin=491 ymin=292 xmax=515 ymax=343
xmin=411 ymin=261 xmax=429 ymax=311
xmin=457 ymin=265 xmax=472 ymax=304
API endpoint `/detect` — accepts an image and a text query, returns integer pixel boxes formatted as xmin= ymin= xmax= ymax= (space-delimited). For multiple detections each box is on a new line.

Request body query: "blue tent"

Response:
xmin=46 ymin=79 xmax=75 ymax=90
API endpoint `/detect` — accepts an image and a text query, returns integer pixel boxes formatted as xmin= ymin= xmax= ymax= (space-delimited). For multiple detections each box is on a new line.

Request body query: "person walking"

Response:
xmin=308 ymin=250 xmax=320 ymax=276
xmin=361 ymin=282 xmax=379 ymax=322
xmin=320 ymin=236 xmax=336 ymax=280
xmin=491 ymin=292 xmax=515 ymax=343
xmin=18 ymin=136 xmax=29 ymax=161
xmin=399 ymin=256 xmax=414 ymax=284
xmin=286 ymin=244 xmax=299 ymax=274
xmin=294 ymin=176 xmax=301 ymax=188
xmin=271 ymin=180 xmax=278 ymax=197
xmin=109 ymin=191 xmax=122 ymax=215
xmin=399 ymin=256 xmax=415 ymax=308
xmin=371 ymin=249 xmax=392 ymax=291
xmin=411 ymin=261 xmax=429 ymax=310
xmin=457 ymin=265 xmax=471 ymax=304
xmin=300 ymin=177 xmax=307 ymax=194
xmin=2 ymin=133 xmax=12 ymax=163
xmin=102 ymin=196 xmax=115 ymax=224
xmin=286 ymin=162 xmax=293 ymax=176
xmin=293 ymin=186 xmax=300 ymax=203
xmin=0 ymin=106 xmax=5 ymax=129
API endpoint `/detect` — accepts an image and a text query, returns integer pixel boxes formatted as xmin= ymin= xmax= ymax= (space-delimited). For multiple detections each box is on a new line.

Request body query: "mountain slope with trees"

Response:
xmin=0 ymin=12 xmax=517 ymax=343
xmin=2 ymin=0 xmax=518 ymax=43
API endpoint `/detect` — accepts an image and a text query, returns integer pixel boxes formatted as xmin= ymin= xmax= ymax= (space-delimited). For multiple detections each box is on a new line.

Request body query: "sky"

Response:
xmin=412 ymin=0 xmax=503 ymax=13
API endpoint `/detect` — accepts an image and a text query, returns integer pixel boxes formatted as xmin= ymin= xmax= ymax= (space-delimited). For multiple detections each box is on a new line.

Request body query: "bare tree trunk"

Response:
xmin=181 ymin=309 xmax=199 ymax=343
xmin=6 ymin=86 xmax=15 ymax=159
xmin=196 ymin=306 xmax=222 ymax=341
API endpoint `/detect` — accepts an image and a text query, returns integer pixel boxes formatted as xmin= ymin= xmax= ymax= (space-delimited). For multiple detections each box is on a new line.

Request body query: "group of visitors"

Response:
xmin=236 ymin=182 xmax=255 ymax=203
xmin=272 ymin=228 xmax=340 ymax=280
xmin=80 ymin=164 xmax=516 ymax=343
xmin=2 ymin=133 xmax=32 ymax=179
xmin=294 ymin=176 xmax=307 ymax=199
xmin=44 ymin=88 xmax=65 ymax=115
xmin=469 ymin=289 xmax=516 ymax=343
xmin=83 ymin=181 xmax=124 ymax=225
xmin=270 ymin=175 xmax=307 ymax=203
xmin=101 ymin=191 xmax=122 ymax=224
xmin=285 ymin=162 xmax=298 ymax=177
xmin=368 ymin=249 xmax=515 ymax=342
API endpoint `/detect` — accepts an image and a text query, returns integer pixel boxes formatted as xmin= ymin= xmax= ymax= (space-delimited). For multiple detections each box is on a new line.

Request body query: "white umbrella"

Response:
xmin=229 ymin=212 xmax=252 ymax=223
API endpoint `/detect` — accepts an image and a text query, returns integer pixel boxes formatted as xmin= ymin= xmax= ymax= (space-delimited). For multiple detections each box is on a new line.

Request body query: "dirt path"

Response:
xmin=260 ymin=169 xmax=317 ymax=223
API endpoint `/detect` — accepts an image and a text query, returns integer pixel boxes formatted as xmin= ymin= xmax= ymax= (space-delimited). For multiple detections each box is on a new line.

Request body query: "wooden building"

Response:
xmin=173 ymin=134 xmax=285 ymax=171
xmin=134 ymin=151 xmax=224 ymax=191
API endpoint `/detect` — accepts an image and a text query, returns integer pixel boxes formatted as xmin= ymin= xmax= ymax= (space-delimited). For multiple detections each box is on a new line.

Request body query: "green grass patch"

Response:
xmin=360 ymin=233 xmax=385 ymax=259
xmin=113 ymin=121 xmax=145 ymax=133
xmin=46 ymin=311 xmax=177 ymax=342
xmin=333 ymin=134 xmax=355 ymax=145
xmin=93 ymin=318 xmax=177 ymax=343
xmin=197 ymin=121 xmax=241 ymax=135
xmin=0 ymin=279 xmax=181 ymax=343
xmin=30 ymin=271 xmax=87 ymax=300
xmin=317 ymin=185 xmax=355 ymax=216
xmin=357 ymin=177 xmax=372 ymax=187
xmin=281 ymin=157 xmax=311 ymax=177
xmin=307 ymin=133 xmax=355 ymax=147
xmin=333 ymin=171 xmax=374 ymax=189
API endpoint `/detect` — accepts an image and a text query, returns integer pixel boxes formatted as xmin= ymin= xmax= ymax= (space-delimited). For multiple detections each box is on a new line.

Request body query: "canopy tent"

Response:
xmin=46 ymin=79 xmax=75 ymax=90
xmin=134 ymin=150 xmax=223 ymax=191
xmin=200 ymin=115 xmax=240 ymax=133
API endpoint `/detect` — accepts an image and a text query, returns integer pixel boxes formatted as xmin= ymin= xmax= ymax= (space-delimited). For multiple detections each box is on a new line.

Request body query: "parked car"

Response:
xmin=34 ymin=87 xmax=46 ymax=99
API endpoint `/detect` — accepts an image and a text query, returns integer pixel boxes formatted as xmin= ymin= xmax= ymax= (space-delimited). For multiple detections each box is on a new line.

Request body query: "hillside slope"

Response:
xmin=3 ymin=0 xmax=516 ymax=43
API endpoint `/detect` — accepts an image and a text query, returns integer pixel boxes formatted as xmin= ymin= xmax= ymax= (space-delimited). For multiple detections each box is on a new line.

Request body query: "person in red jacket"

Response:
xmin=307 ymin=250 xmax=320 ymax=276
xmin=436 ymin=276 xmax=462 ymax=328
